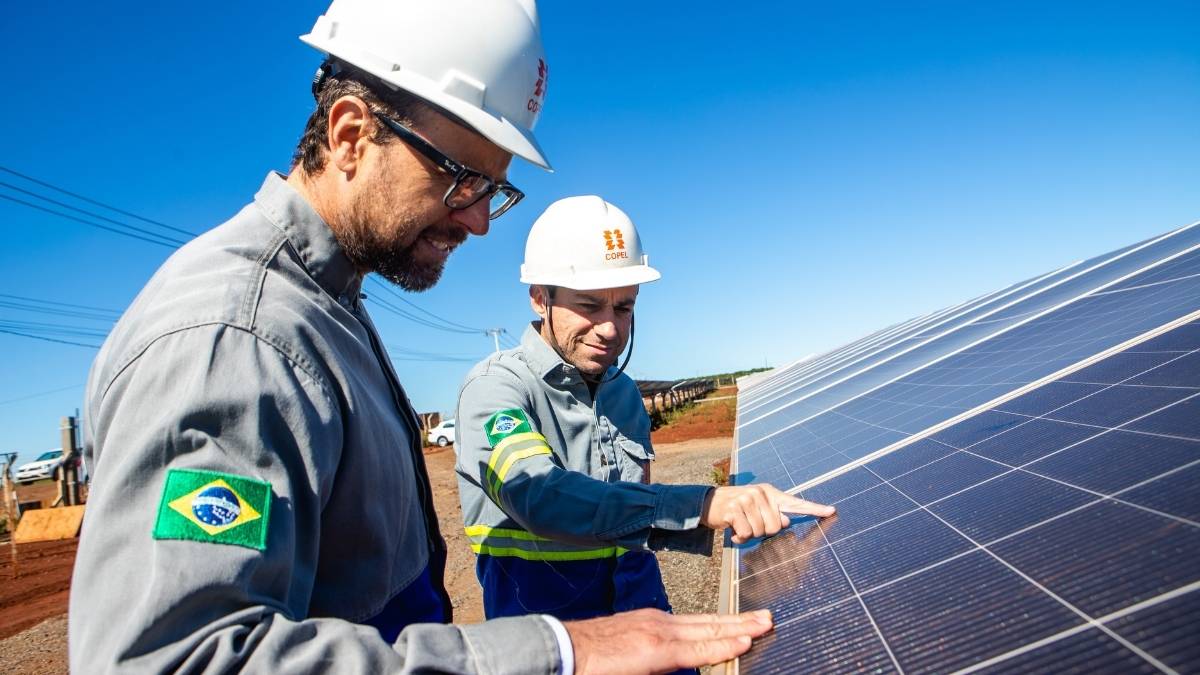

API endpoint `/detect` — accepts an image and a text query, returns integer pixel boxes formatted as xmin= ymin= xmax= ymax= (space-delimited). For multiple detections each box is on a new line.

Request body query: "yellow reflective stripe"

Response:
xmin=464 ymin=525 xmax=551 ymax=542
xmin=464 ymin=525 xmax=630 ymax=559
xmin=485 ymin=432 xmax=550 ymax=500
xmin=496 ymin=445 xmax=551 ymax=483
xmin=487 ymin=431 xmax=546 ymax=471
xmin=470 ymin=543 xmax=626 ymax=561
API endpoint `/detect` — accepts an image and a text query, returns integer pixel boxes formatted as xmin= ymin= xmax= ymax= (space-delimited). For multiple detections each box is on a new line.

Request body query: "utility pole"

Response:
xmin=56 ymin=416 xmax=81 ymax=507
xmin=485 ymin=328 xmax=504 ymax=353
xmin=1 ymin=453 xmax=18 ymax=578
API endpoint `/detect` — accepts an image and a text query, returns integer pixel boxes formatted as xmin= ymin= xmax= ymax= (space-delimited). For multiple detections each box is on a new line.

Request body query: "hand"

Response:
xmin=702 ymin=484 xmax=835 ymax=544
xmin=565 ymin=608 xmax=773 ymax=674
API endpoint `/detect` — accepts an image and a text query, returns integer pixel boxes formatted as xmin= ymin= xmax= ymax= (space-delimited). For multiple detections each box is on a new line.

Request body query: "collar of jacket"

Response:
xmin=254 ymin=172 xmax=363 ymax=308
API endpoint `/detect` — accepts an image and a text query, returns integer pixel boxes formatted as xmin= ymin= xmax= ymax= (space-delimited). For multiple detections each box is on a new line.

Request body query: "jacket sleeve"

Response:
xmin=455 ymin=368 xmax=712 ymax=552
xmin=71 ymin=325 xmax=560 ymax=674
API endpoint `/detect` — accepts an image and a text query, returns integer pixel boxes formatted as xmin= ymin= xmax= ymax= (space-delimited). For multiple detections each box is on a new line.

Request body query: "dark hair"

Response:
xmin=291 ymin=61 xmax=429 ymax=176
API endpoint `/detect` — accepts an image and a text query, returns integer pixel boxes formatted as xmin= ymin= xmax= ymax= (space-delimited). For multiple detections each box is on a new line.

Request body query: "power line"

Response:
xmin=366 ymin=293 xmax=483 ymax=335
xmin=0 ymin=179 xmax=188 ymax=247
xmin=0 ymin=293 xmax=121 ymax=316
xmin=0 ymin=319 xmax=110 ymax=339
xmin=387 ymin=344 xmax=483 ymax=360
xmin=0 ymin=168 xmax=487 ymax=338
xmin=391 ymin=355 xmax=479 ymax=363
xmin=0 ymin=296 xmax=121 ymax=322
xmin=0 ymin=327 xmax=100 ymax=349
xmin=0 ymin=173 xmax=495 ymax=349
xmin=0 ymin=301 xmax=117 ymax=322
xmin=0 ymin=383 xmax=85 ymax=407
xmin=0 ymin=165 xmax=197 ymax=237
xmin=0 ymin=193 xmax=182 ymax=249
xmin=499 ymin=330 xmax=521 ymax=349
xmin=366 ymin=276 xmax=486 ymax=333
xmin=387 ymin=344 xmax=483 ymax=363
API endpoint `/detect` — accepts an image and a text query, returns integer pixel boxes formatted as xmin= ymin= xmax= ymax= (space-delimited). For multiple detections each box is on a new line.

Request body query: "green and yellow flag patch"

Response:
xmin=485 ymin=408 xmax=534 ymax=446
xmin=153 ymin=469 xmax=272 ymax=550
xmin=482 ymin=409 xmax=551 ymax=502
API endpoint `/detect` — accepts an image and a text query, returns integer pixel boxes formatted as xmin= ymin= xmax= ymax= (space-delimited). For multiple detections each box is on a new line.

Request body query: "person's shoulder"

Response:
xmin=459 ymin=348 xmax=540 ymax=409
xmin=126 ymin=205 xmax=285 ymax=328
xmin=91 ymin=207 xmax=299 ymax=382
xmin=463 ymin=343 xmax=537 ymax=386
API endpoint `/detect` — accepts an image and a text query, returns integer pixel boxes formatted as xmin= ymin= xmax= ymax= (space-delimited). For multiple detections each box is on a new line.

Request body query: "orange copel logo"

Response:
xmin=603 ymin=229 xmax=625 ymax=251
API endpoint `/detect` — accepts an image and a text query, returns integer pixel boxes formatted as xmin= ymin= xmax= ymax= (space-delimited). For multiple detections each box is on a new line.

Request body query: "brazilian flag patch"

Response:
xmin=152 ymin=469 xmax=272 ymax=550
xmin=485 ymin=408 xmax=533 ymax=447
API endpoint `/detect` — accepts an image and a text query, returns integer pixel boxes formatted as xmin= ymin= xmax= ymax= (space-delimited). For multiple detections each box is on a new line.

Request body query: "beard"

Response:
xmin=335 ymin=184 xmax=466 ymax=292
xmin=370 ymin=238 xmax=442 ymax=291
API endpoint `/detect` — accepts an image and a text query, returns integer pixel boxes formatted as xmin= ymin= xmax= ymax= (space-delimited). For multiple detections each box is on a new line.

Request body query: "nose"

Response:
xmin=592 ymin=317 xmax=618 ymax=341
xmin=449 ymin=198 xmax=490 ymax=236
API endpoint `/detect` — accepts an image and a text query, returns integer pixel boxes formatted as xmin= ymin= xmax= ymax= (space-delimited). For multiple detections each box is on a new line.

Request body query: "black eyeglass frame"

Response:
xmin=373 ymin=112 xmax=524 ymax=220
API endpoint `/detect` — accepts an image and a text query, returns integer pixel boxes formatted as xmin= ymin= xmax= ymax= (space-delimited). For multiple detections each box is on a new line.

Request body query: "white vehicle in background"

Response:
xmin=427 ymin=420 xmax=456 ymax=447
xmin=14 ymin=449 xmax=65 ymax=484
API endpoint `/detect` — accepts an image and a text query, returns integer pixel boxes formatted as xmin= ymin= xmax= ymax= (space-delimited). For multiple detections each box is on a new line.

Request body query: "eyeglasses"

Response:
xmin=373 ymin=112 xmax=524 ymax=220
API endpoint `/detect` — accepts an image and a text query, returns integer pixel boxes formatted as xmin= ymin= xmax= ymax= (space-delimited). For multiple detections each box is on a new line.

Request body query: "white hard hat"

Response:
xmin=301 ymin=0 xmax=552 ymax=170
xmin=520 ymin=196 xmax=662 ymax=290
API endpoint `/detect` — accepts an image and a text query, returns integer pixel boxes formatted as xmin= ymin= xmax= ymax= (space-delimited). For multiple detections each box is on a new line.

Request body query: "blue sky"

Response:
xmin=1 ymin=1 xmax=1197 ymax=464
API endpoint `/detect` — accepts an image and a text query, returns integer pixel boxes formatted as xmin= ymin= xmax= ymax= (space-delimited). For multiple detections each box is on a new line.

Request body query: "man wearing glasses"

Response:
xmin=69 ymin=1 xmax=776 ymax=673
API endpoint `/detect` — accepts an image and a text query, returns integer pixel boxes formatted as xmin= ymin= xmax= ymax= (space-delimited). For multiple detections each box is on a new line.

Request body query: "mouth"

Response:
xmin=417 ymin=229 xmax=466 ymax=257
xmin=584 ymin=343 xmax=615 ymax=356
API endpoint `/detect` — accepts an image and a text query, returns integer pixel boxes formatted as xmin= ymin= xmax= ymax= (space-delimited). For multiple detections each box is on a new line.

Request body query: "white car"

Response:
xmin=427 ymin=419 xmax=456 ymax=447
xmin=14 ymin=449 xmax=65 ymax=484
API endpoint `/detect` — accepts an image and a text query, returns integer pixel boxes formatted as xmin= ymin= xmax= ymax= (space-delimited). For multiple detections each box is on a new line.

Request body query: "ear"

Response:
xmin=529 ymin=285 xmax=548 ymax=319
xmin=326 ymin=96 xmax=374 ymax=176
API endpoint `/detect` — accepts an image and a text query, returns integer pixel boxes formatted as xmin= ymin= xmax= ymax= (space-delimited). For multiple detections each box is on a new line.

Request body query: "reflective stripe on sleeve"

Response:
xmin=464 ymin=524 xmax=628 ymax=561
xmin=484 ymin=432 xmax=552 ymax=501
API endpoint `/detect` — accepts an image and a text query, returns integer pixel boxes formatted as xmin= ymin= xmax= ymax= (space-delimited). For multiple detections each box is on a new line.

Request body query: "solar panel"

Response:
xmin=725 ymin=222 xmax=1200 ymax=673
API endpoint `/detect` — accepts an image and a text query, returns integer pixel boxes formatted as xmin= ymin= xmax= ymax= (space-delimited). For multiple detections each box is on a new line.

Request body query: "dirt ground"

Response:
xmin=0 ymin=392 xmax=735 ymax=673
xmin=652 ymin=386 xmax=737 ymax=444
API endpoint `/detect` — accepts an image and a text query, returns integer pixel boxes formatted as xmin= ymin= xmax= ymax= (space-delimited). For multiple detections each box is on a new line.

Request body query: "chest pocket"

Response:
xmin=615 ymin=437 xmax=654 ymax=484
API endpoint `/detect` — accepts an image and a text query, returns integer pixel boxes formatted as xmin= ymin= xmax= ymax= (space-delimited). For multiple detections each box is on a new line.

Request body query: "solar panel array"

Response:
xmin=727 ymin=223 xmax=1200 ymax=673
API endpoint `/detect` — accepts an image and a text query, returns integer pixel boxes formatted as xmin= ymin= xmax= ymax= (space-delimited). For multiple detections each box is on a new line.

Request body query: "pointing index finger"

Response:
xmin=778 ymin=494 xmax=836 ymax=517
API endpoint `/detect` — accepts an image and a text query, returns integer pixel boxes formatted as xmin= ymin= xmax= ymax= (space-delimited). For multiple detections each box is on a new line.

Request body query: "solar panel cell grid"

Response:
xmin=809 ymin=484 xmax=913 ymax=545
xmin=831 ymin=509 xmax=973 ymax=592
xmin=730 ymin=262 xmax=1200 ymax=673
xmin=856 ymin=438 xmax=957 ymax=480
xmin=963 ymin=417 xmax=1100 ymax=465
xmin=736 ymin=226 xmax=1200 ymax=447
xmin=974 ymin=628 xmax=1156 ymax=674
xmin=737 ymin=253 xmax=1200 ymax=491
xmin=861 ymin=551 xmax=1081 ymax=673
xmin=926 ymin=471 xmax=1094 ymax=544
xmin=987 ymin=501 xmax=1200 ymax=618
xmin=1108 ymin=590 xmax=1200 ymax=673
xmin=887 ymin=452 xmax=1007 ymax=504
xmin=739 ymin=545 xmax=854 ymax=625
xmin=1119 ymin=464 xmax=1200 ymax=522
xmin=738 ymin=597 xmax=898 ymax=674
xmin=1025 ymin=430 xmax=1198 ymax=494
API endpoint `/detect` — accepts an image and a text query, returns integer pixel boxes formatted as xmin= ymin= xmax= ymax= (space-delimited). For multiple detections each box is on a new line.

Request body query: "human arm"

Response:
xmin=71 ymin=326 xmax=560 ymax=674
xmin=607 ymin=378 xmax=834 ymax=545
xmin=456 ymin=371 xmax=711 ymax=551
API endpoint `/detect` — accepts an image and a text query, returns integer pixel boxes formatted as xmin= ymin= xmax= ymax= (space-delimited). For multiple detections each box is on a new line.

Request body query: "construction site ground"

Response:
xmin=0 ymin=390 xmax=735 ymax=674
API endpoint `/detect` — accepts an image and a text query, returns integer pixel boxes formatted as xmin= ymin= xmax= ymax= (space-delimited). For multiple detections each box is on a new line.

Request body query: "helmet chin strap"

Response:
xmin=545 ymin=292 xmax=635 ymax=387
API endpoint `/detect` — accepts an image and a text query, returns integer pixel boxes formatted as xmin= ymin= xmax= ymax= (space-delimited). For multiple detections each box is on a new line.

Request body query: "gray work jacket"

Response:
xmin=70 ymin=173 xmax=560 ymax=674
xmin=454 ymin=325 xmax=713 ymax=556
